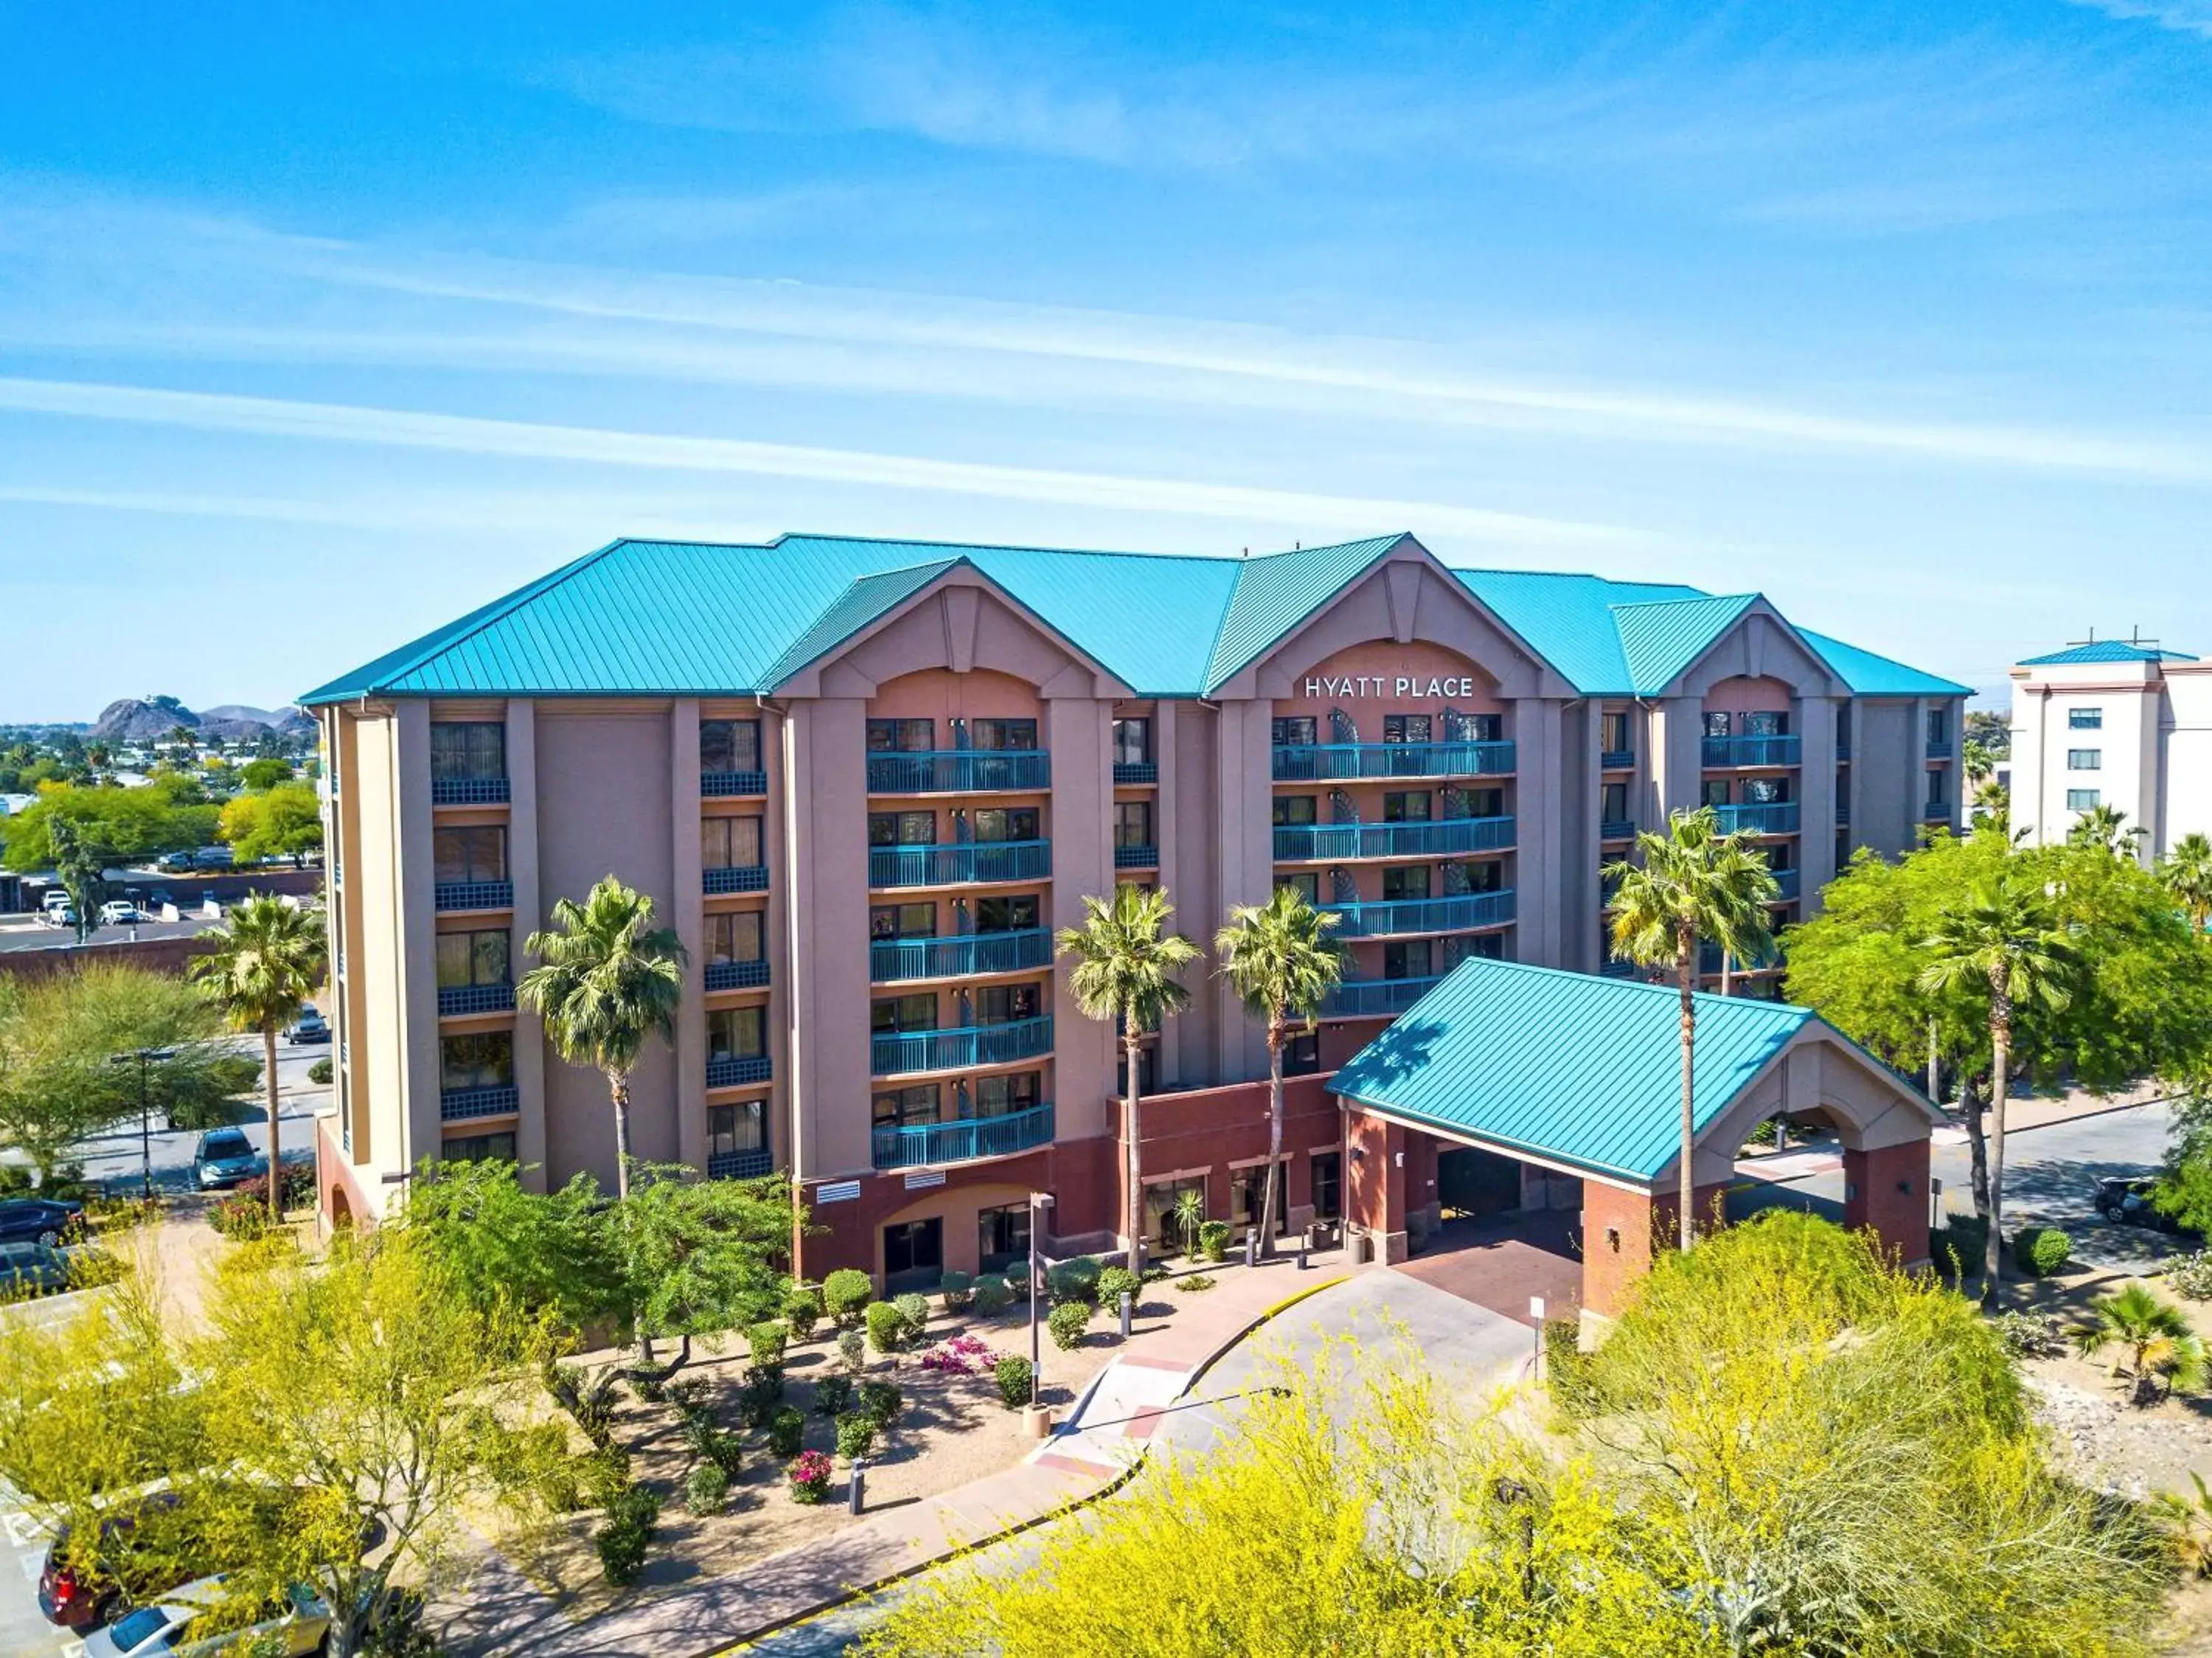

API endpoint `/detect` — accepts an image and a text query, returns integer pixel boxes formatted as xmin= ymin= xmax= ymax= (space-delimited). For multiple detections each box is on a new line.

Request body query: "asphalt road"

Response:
xmin=0 ymin=913 xmax=225 ymax=954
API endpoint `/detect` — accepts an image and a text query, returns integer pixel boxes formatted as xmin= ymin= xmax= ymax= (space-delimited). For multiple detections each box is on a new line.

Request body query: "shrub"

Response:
xmin=664 ymin=1376 xmax=710 ymax=1421
xmin=835 ymin=1412 xmax=877 ymax=1459
xmin=939 ymin=1270 xmax=975 ymax=1312
xmin=919 ymin=1334 xmax=996 ymax=1376
xmin=994 ymin=1355 xmax=1034 ymax=1410
xmin=307 ymin=1055 xmax=333 ymax=1085
xmin=1197 ymin=1220 xmax=1233 ymax=1262
xmin=594 ymin=1484 xmax=661 ymax=1587
xmin=1994 ymin=1311 xmax=2067 ymax=1360
xmin=894 ymin=1290 xmax=931 ymax=1336
xmin=736 ymin=1370 xmax=783 ymax=1429
xmin=578 ymin=1445 xmax=632 ymax=1510
xmin=1005 ymin=1268 xmax=1032 ymax=1303
xmin=630 ymin=1370 xmax=667 ymax=1405
xmin=2171 ymin=1250 xmax=2212 ymax=1302
xmin=686 ymin=1423 xmax=744 ymax=1477
xmin=1933 ymin=1215 xmax=1990 ymax=1286
xmin=1543 ymin=1318 xmax=1597 ymax=1415
xmin=787 ymin=1449 xmax=833 ymax=1504
xmin=0 ymin=1165 xmax=30 ymax=1196
xmin=2014 ymin=1226 xmax=2073 ymax=1279
xmin=784 ymin=1285 xmax=824 ymax=1339
xmin=824 ymin=1268 xmax=874 ymax=1328
xmin=859 ymin=1379 xmax=905 ymax=1429
xmin=232 ymin=1165 xmax=315 ymax=1214
xmin=972 ymin=1274 xmax=1014 ymax=1317
xmin=866 ymin=1300 xmax=910 ymax=1356
xmin=1176 ymin=1274 xmax=1217 ymax=1293
xmin=813 ymin=1374 xmax=855 ymax=1418
xmin=1096 ymin=1266 xmax=1141 ymax=1311
xmin=684 ymin=1461 xmax=729 ymax=1516
xmin=209 ymin=1196 xmax=271 ymax=1241
xmin=746 ymin=1320 xmax=789 ymax=1369
xmin=1051 ymin=1256 xmax=1105 ymax=1305
xmin=1048 ymin=1301 xmax=1093 ymax=1351
xmin=768 ymin=1406 xmax=806 ymax=1457
xmin=838 ymin=1330 xmax=867 ymax=1373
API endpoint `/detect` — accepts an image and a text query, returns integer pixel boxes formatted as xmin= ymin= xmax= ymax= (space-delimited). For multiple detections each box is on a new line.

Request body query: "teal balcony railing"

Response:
xmin=1272 ymin=815 xmax=1513 ymax=861
xmin=872 ymin=1015 xmax=1054 ymax=1076
xmin=866 ymin=750 xmax=1050 ymax=793
xmin=437 ymin=982 xmax=515 ymax=1016
xmin=872 ymin=1101 xmax=1056 ymax=1170
xmin=701 ymin=770 xmax=768 ymax=797
xmin=703 ymin=864 xmax=769 ymax=895
xmin=708 ymin=1145 xmax=773 ymax=1180
xmin=1701 ymin=941 xmax=1784 ymax=975
xmin=434 ymin=880 xmax=512 ymax=912
xmin=1114 ymin=843 xmax=1159 ymax=869
xmin=1599 ymin=958 xmax=1637 ymax=979
xmin=1323 ymin=889 xmax=1514 ymax=938
xmin=706 ymin=1052 xmax=773 ymax=1089
xmin=1836 ymin=801 xmax=1851 ymax=827
xmin=1926 ymin=739 xmax=1953 ymax=759
xmin=1713 ymin=802 xmax=1800 ymax=835
xmin=440 ymin=1084 xmax=518 ymax=1122
xmin=1600 ymin=749 xmax=1635 ymax=771
xmin=1271 ymin=740 xmax=1514 ymax=781
xmin=869 ymin=839 xmax=1051 ymax=888
xmin=1321 ymin=974 xmax=1444 ymax=1018
xmin=704 ymin=958 xmax=771 ymax=991
xmin=1703 ymin=735 xmax=1801 ymax=768
xmin=1112 ymin=761 xmax=1157 ymax=785
xmin=1769 ymin=867 xmax=1801 ymax=901
xmin=1599 ymin=818 xmax=1636 ymax=841
xmin=431 ymin=777 xmax=510 ymax=805
xmin=870 ymin=927 xmax=1054 ymax=982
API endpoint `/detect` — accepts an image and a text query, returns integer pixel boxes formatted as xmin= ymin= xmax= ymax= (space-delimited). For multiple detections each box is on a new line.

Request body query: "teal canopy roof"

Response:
xmin=1329 ymin=957 xmax=1817 ymax=1184
xmin=301 ymin=531 xmax=1964 ymax=706
xmin=2020 ymin=640 xmax=2198 ymax=666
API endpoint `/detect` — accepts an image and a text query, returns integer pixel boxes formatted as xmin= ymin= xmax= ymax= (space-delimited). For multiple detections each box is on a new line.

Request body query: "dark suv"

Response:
xmin=2094 ymin=1176 xmax=2182 ymax=1232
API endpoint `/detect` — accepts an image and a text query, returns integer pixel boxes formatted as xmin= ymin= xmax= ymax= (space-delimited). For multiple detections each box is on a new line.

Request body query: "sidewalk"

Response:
xmin=449 ymin=1255 xmax=1359 ymax=1658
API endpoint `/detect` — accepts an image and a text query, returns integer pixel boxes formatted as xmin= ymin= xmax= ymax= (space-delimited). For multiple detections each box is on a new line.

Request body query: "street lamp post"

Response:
xmin=1028 ymin=1190 xmax=1054 ymax=1409
xmin=107 ymin=1047 xmax=176 ymax=1201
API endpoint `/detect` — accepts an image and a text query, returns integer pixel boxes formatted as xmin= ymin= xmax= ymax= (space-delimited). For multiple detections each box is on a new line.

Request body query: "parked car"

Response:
xmin=157 ymin=850 xmax=198 ymax=873
xmin=0 ymin=1195 xmax=84 ymax=1246
xmin=2095 ymin=1176 xmax=2184 ymax=1232
xmin=39 ymin=904 xmax=76 ymax=929
xmin=0 ymin=1240 xmax=74 ymax=1299
xmin=41 ymin=888 xmax=72 ymax=912
xmin=99 ymin=901 xmax=147 ymax=925
xmin=192 ymin=846 xmax=234 ymax=871
xmin=37 ymin=1493 xmax=189 ymax=1631
xmin=284 ymin=1005 xmax=330 ymax=1044
xmin=192 ymin=1130 xmax=267 ymax=1191
xmin=83 ymin=1576 xmax=331 ymax=1658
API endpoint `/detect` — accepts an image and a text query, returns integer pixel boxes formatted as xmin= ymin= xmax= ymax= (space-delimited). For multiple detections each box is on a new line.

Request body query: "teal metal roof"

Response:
xmin=302 ymin=532 xmax=1964 ymax=708
xmin=1329 ymin=957 xmax=1814 ymax=1184
xmin=2019 ymin=640 xmax=2198 ymax=667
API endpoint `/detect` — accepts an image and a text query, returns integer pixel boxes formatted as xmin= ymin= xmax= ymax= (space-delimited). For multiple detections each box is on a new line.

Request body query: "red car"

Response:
xmin=36 ymin=1494 xmax=190 ymax=1631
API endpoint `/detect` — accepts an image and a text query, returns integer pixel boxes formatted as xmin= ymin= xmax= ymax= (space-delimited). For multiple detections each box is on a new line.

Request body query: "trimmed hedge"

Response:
xmin=2014 ymin=1225 xmax=2073 ymax=1279
xmin=1096 ymin=1266 xmax=1141 ymax=1311
xmin=994 ymin=1355 xmax=1034 ymax=1410
xmin=865 ymin=1300 xmax=909 ymax=1356
xmin=824 ymin=1268 xmax=874 ymax=1328
xmin=784 ymin=1286 xmax=823 ymax=1340
xmin=1047 ymin=1300 xmax=1093 ymax=1351
xmin=939 ymin=1270 xmax=974 ymax=1312
xmin=972 ymin=1274 xmax=1015 ymax=1317
xmin=1047 ymin=1256 xmax=1102 ymax=1306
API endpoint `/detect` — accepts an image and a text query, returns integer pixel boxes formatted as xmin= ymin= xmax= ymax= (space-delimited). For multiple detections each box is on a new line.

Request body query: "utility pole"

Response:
xmin=108 ymin=1047 xmax=177 ymax=1201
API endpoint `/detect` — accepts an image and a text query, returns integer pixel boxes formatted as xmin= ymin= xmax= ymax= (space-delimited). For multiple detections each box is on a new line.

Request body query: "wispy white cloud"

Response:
xmin=2067 ymin=0 xmax=2212 ymax=39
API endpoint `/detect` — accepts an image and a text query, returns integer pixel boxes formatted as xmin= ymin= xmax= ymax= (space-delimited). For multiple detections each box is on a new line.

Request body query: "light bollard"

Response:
xmin=849 ymin=1457 xmax=866 ymax=1516
xmin=1244 ymin=1229 xmax=1259 ymax=1269
xmin=1119 ymin=1288 xmax=1133 ymax=1339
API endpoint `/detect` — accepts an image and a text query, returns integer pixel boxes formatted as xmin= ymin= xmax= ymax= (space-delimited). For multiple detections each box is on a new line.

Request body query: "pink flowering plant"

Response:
xmin=787 ymin=1449 xmax=835 ymax=1505
xmin=918 ymin=1334 xmax=999 ymax=1376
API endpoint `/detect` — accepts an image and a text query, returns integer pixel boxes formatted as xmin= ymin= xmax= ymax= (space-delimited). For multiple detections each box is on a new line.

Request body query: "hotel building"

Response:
xmin=304 ymin=533 xmax=1964 ymax=1294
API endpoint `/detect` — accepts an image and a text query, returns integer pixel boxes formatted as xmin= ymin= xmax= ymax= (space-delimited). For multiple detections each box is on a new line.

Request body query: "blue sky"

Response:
xmin=4 ymin=2 xmax=2211 ymax=718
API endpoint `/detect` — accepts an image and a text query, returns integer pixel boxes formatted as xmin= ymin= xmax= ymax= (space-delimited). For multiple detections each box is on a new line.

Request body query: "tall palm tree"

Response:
xmin=1918 ymin=873 xmax=2076 ymax=1307
xmin=1604 ymin=807 xmax=1778 ymax=1249
xmin=2068 ymin=802 xmax=2145 ymax=860
xmin=518 ymin=876 xmax=686 ymax=1204
xmin=1216 ymin=887 xmax=1346 ymax=1258
xmin=2163 ymin=832 xmax=2212 ymax=933
xmin=192 ymin=894 xmax=327 ymax=1223
xmin=1058 ymin=884 xmax=1197 ymax=1276
xmin=1708 ymin=840 xmax=1779 ymax=997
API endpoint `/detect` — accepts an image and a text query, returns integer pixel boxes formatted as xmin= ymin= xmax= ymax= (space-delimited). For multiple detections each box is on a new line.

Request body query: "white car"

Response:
xmin=84 ymin=1576 xmax=331 ymax=1657
xmin=99 ymin=901 xmax=146 ymax=925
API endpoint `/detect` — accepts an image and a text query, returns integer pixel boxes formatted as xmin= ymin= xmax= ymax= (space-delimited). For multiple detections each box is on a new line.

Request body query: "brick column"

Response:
xmin=1581 ymin=1182 xmax=1656 ymax=1317
xmin=1343 ymin=1108 xmax=1408 ymax=1263
xmin=1845 ymin=1140 xmax=1931 ymax=1266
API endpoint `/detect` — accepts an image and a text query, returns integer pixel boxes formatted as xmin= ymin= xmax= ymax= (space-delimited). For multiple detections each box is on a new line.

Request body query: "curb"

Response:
xmin=710 ymin=1269 xmax=1355 ymax=1655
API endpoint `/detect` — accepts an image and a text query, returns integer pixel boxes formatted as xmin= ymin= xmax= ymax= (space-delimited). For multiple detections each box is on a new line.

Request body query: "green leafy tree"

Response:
xmin=238 ymin=756 xmax=293 ymax=791
xmin=218 ymin=780 xmax=323 ymax=866
xmin=1215 ymin=887 xmax=1344 ymax=1256
xmin=2164 ymin=831 xmax=2212 ymax=933
xmin=48 ymin=816 xmax=109 ymax=944
xmin=0 ymin=776 xmax=219 ymax=871
xmin=619 ymin=1162 xmax=796 ymax=1373
xmin=1604 ymin=808 xmax=1778 ymax=1249
xmin=1058 ymin=885 xmax=1198 ymax=1275
xmin=192 ymin=895 xmax=328 ymax=1224
xmin=403 ymin=1157 xmax=624 ymax=1334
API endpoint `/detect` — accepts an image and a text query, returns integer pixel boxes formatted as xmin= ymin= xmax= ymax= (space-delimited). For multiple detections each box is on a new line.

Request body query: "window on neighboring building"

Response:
xmin=706 ymin=909 xmax=765 ymax=963
xmin=1703 ymin=712 xmax=1733 ymax=738
xmin=1382 ymin=865 xmax=1431 ymax=901
xmin=1114 ymin=800 xmax=1154 ymax=849
xmin=1600 ymin=781 xmax=1629 ymax=822
xmin=978 ymin=1202 xmax=1032 ymax=1274
xmin=1112 ymin=718 xmax=1151 ymax=765
xmin=1448 ymin=932 xmax=1506 ymax=964
xmin=711 ymin=1100 xmax=765 ymax=1155
xmin=700 ymin=815 xmax=763 ymax=870
xmin=430 ymin=722 xmax=505 ymax=781
xmin=977 ymin=895 xmax=1040 ymax=932
xmin=1273 ymin=794 xmax=1318 ymax=827
xmin=1835 ymin=705 xmax=1851 ymax=743
xmin=1282 ymin=1031 xmax=1321 ymax=1075
xmin=1600 ymin=711 xmax=1632 ymax=753
xmin=1448 ymin=859 xmax=1506 ymax=894
xmin=974 ymin=807 xmax=1040 ymax=842
xmin=700 ymin=718 xmax=761 ymax=774
xmin=1837 ymin=830 xmax=1851 ymax=869
xmin=1383 ymin=939 xmax=1433 ymax=979
xmin=1700 ymin=780 xmax=1732 ymax=808
xmin=1382 ymin=714 xmax=1432 ymax=744
xmin=2067 ymin=749 xmax=2101 ymax=770
xmin=1382 ymin=791 xmax=1432 ymax=822
xmin=441 ymin=1131 xmax=516 ymax=1164
xmin=1743 ymin=777 xmax=1789 ymax=805
xmin=707 ymin=1005 xmax=766 ymax=1060
xmin=869 ymin=902 xmax=936 ymax=941
xmin=433 ymin=825 xmax=506 ymax=884
xmin=1117 ymin=1045 xmax=1159 ymax=1097
xmin=978 ymin=982 xmax=1043 ymax=1024
xmin=1467 ymin=786 xmax=1505 ymax=819
xmin=2067 ymin=788 xmax=2101 ymax=811
xmin=1270 ymin=716 xmax=1318 ymax=747
xmin=2070 ymin=707 xmax=2103 ymax=730
xmin=871 ymin=993 xmax=937 ymax=1035
xmin=869 ymin=810 xmax=936 ymax=846
xmin=1232 ymin=1166 xmax=1288 ymax=1229
xmin=1311 ymin=1151 xmax=1342 ymax=1221
xmin=1143 ymin=1176 xmax=1204 ymax=1249
xmin=1465 ymin=712 xmax=1503 ymax=743
xmin=977 ymin=1070 xmax=1043 ymax=1117
xmin=1927 ymin=707 xmax=1949 ymax=745
xmin=439 ymin=1031 xmax=513 ymax=1092
xmin=872 ymin=1083 xmax=940 ymax=1128
xmin=435 ymin=928 xmax=509 ymax=989
xmin=970 ymin=718 xmax=1037 ymax=751
xmin=1746 ymin=710 xmax=1788 ymax=737
xmin=866 ymin=718 xmax=933 ymax=752
xmin=1281 ymin=873 xmax=1321 ymax=903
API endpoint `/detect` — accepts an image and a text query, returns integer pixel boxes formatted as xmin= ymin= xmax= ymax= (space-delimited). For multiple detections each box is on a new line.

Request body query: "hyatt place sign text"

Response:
xmin=1303 ymin=675 xmax=1479 ymax=699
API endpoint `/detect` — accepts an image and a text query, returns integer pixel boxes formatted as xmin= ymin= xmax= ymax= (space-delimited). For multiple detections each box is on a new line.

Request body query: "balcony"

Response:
xmin=872 ymin=1014 xmax=1054 ymax=1077
xmin=704 ymin=958 xmax=772 ymax=991
xmin=1926 ymin=739 xmax=1953 ymax=760
xmin=1272 ymin=816 xmax=1514 ymax=862
xmin=1114 ymin=843 xmax=1160 ymax=870
xmin=1599 ymin=818 xmax=1636 ymax=842
xmin=872 ymin=1100 xmax=1056 ymax=1171
xmin=708 ymin=1146 xmax=773 ymax=1181
xmin=1703 ymin=735 xmax=1802 ymax=769
xmin=1322 ymin=890 xmax=1515 ymax=938
xmin=437 ymin=982 xmax=515 ymax=1016
xmin=866 ymin=750 xmax=1050 ymax=794
xmin=1599 ymin=958 xmax=1637 ymax=979
xmin=872 ymin=926 xmax=1054 ymax=983
xmin=1700 ymin=942 xmax=1784 ymax=975
xmin=434 ymin=880 xmax=512 ymax=912
xmin=1768 ymin=867 xmax=1802 ymax=901
xmin=707 ymin=1053 xmax=773 ymax=1089
xmin=703 ymin=864 xmax=770 ymax=895
xmin=1713 ymin=802 xmax=1800 ymax=836
xmin=1836 ymin=802 xmax=1851 ymax=827
xmin=869 ymin=839 xmax=1051 ymax=889
xmin=1112 ymin=761 xmax=1158 ymax=785
xmin=431 ymin=777 xmax=510 ymax=805
xmin=1837 ymin=742 xmax=1852 ymax=762
xmin=440 ymin=1084 xmax=518 ymax=1122
xmin=1600 ymin=749 xmax=1635 ymax=771
xmin=1271 ymin=740 xmax=1514 ymax=782
xmin=702 ymin=770 xmax=768 ymax=798
xmin=1321 ymin=974 xmax=1444 ymax=1019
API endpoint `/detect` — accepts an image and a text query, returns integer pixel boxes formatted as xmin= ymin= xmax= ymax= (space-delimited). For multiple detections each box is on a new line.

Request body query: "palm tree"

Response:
xmin=1708 ymin=840 xmax=1779 ymax=997
xmin=167 ymin=724 xmax=198 ymax=757
xmin=192 ymin=895 xmax=328 ymax=1224
xmin=2077 ymin=1283 xmax=2208 ymax=1405
xmin=1917 ymin=873 xmax=2076 ymax=1306
xmin=1216 ymin=887 xmax=1346 ymax=1257
xmin=1604 ymin=808 xmax=1779 ymax=1249
xmin=1972 ymin=777 xmax=2010 ymax=836
xmin=2068 ymin=802 xmax=2146 ymax=860
xmin=1058 ymin=885 xmax=1198 ymax=1276
xmin=518 ymin=876 xmax=686 ymax=1205
xmin=2163 ymin=832 xmax=2212 ymax=933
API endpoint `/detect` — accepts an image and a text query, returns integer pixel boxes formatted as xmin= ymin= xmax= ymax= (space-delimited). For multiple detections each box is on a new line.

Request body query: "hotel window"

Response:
xmin=869 ymin=811 xmax=936 ymax=846
xmin=700 ymin=718 xmax=761 ymax=774
xmin=1117 ymin=1046 xmax=1159 ymax=1096
xmin=711 ymin=1100 xmax=766 ymax=1157
xmin=869 ymin=902 xmax=936 ymax=941
xmin=1282 ymin=1031 xmax=1321 ymax=1076
xmin=1273 ymin=795 xmax=1318 ymax=827
xmin=978 ymin=982 xmax=1043 ymax=1024
xmin=1601 ymin=711 xmax=1632 ymax=754
xmin=1463 ymin=712 xmax=1503 ymax=743
xmin=1281 ymin=873 xmax=1321 ymax=903
xmin=707 ymin=1005 xmax=766 ymax=1061
xmin=1382 ymin=791 xmax=1432 ymax=822
xmin=2067 ymin=749 xmax=2101 ymax=770
xmin=1383 ymin=939 xmax=1433 ymax=979
xmin=1311 ymin=1151 xmax=1342 ymax=1221
xmin=1447 ymin=932 xmax=1506 ymax=964
xmin=867 ymin=718 xmax=933 ymax=752
xmin=978 ymin=1203 xmax=1032 ymax=1274
xmin=434 ymin=825 xmax=507 ymax=884
xmin=1703 ymin=712 xmax=1733 ymax=738
xmin=872 ymin=1083 xmax=941 ymax=1129
xmin=1744 ymin=777 xmax=1789 ymax=805
xmin=436 ymin=928 xmax=509 ymax=991
xmin=2070 ymin=707 xmax=2103 ymax=730
xmin=1700 ymin=780 xmax=1731 ymax=808
xmin=1114 ymin=801 xmax=1154 ymax=850
xmin=1927 ymin=708 xmax=1949 ymax=746
xmin=1382 ymin=714 xmax=1432 ymax=744
xmin=977 ymin=895 xmax=1040 ymax=932
xmin=1835 ymin=705 xmax=1851 ymax=744
xmin=706 ymin=909 xmax=765 ymax=964
xmin=1745 ymin=710 xmax=1787 ymax=738
xmin=1232 ymin=1167 xmax=1288 ymax=1229
xmin=1449 ymin=859 xmax=1506 ymax=894
xmin=701 ymin=815 xmax=763 ymax=870
xmin=1467 ymin=786 xmax=1505 ymax=819
xmin=970 ymin=718 xmax=1037 ymax=751
xmin=442 ymin=1131 xmax=517 ymax=1165
xmin=2067 ymin=788 xmax=2101 ymax=811
xmin=1600 ymin=781 xmax=1629 ymax=822
xmin=975 ymin=807 xmax=1040 ymax=843
xmin=1925 ymin=771 xmax=1948 ymax=812
xmin=430 ymin=722 xmax=505 ymax=781
xmin=1382 ymin=865 xmax=1432 ymax=901
xmin=872 ymin=993 xmax=938 ymax=1035
xmin=1113 ymin=717 xmax=1152 ymax=766
xmin=977 ymin=1070 xmax=1042 ymax=1116
xmin=1271 ymin=716 xmax=1318 ymax=747
xmin=440 ymin=1031 xmax=513 ymax=1092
